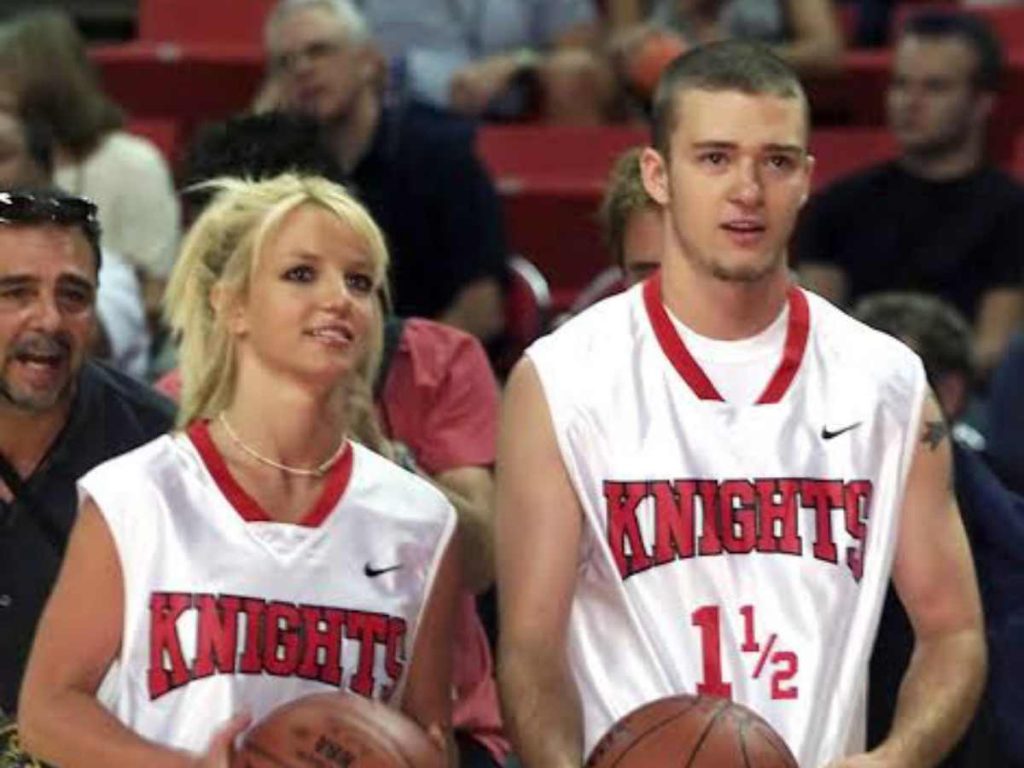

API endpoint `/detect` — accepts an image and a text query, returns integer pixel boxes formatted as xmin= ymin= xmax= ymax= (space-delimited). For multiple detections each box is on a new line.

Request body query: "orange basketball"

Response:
xmin=233 ymin=693 xmax=445 ymax=768
xmin=585 ymin=694 xmax=798 ymax=768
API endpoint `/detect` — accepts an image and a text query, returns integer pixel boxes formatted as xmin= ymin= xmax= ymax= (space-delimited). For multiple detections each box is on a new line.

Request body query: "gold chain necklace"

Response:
xmin=217 ymin=413 xmax=346 ymax=478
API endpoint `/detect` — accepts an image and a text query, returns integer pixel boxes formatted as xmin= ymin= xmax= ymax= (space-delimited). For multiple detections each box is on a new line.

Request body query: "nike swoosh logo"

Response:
xmin=821 ymin=421 xmax=862 ymax=440
xmin=364 ymin=563 xmax=403 ymax=578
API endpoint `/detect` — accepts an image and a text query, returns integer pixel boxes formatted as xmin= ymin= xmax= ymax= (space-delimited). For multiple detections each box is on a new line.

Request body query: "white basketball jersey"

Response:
xmin=79 ymin=422 xmax=456 ymax=753
xmin=527 ymin=280 xmax=927 ymax=766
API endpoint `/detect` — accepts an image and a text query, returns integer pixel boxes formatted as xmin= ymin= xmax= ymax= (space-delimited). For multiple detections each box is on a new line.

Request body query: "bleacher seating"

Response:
xmin=137 ymin=0 xmax=274 ymax=45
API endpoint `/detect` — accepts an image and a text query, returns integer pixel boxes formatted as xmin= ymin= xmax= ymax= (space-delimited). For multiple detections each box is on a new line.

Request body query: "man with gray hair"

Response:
xmin=264 ymin=0 xmax=508 ymax=344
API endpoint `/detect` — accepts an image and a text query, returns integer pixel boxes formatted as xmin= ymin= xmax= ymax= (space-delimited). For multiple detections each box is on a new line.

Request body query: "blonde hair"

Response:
xmin=164 ymin=173 xmax=390 ymax=428
xmin=599 ymin=147 xmax=657 ymax=270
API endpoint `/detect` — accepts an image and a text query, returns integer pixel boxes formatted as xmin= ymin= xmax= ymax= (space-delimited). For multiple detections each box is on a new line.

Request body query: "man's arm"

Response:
xmin=434 ymin=466 xmax=495 ymax=593
xmin=496 ymin=359 xmax=584 ymax=768
xmin=774 ymin=0 xmax=844 ymax=76
xmin=973 ymin=286 xmax=1024 ymax=379
xmin=832 ymin=393 xmax=986 ymax=767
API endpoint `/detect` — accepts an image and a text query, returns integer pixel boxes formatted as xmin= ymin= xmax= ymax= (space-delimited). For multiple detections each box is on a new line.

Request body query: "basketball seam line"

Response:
xmin=244 ymin=741 xmax=297 ymax=768
xmin=756 ymin=722 xmax=795 ymax=766
xmin=738 ymin=716 xmax=752 ymax=768
xmin=684 ymin=700 xmax=730 ymax=768
xmin=606 ymin=699 xmax=702 ymax=768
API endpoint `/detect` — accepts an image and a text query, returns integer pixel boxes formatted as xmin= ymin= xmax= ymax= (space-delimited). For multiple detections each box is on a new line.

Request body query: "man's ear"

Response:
xmin=641 ymin=146 xmax=670 ymax=205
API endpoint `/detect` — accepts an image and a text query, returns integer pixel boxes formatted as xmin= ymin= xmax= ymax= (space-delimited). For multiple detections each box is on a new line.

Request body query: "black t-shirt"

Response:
xmin=794 ymin=163 xmax=1024 ymax=320
xmin=0 ymin=362 xmax=174 ymax=714
xmin=351 ymin=103 xmax=507 ymax=320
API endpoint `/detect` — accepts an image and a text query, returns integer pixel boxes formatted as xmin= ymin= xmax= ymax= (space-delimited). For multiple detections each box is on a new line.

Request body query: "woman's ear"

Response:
xmin=210 ymin=283 xmax=248 ymax=337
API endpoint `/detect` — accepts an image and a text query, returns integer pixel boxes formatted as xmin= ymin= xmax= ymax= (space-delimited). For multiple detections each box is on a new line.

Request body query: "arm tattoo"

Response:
xmin=922 ymin=420 xmax=949 ymax=451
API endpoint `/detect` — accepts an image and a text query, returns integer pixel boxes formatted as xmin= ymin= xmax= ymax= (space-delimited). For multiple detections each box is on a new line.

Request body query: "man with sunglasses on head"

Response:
xmin=0 ymin=186 xmax=174 ymax=736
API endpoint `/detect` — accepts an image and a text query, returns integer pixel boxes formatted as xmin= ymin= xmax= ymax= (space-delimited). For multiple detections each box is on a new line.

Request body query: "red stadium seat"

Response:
xmin=125 ymin=117 xmax=183 ymax=167
xmin=809 ymin=128 xmax=898 ymax=190
xmin=494 ymin=255 xmax=552 ymax=377
xmin=137 ymin=0 xmax=275 ymax=46
xmin=476 ymin=125 xmax=646 ymax=311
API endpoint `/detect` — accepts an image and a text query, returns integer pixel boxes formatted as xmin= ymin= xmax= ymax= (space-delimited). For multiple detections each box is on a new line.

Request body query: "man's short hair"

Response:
xmin=265 ymin=0 xmax=370 ymax=47
xmin=0 ymin=186 xmax=102 ymax=270
xmin=901 ymin=11 xmax=1003 ymax=92
xmin=650 ymin=40 xmax=809 ymax=158
xmin=183 ymin=111 xmax=345 ymax=211
xmin=599 ymin=147 xmax=656 ymax=270
xmin=852 ymin=292 xmax=974 ymax=386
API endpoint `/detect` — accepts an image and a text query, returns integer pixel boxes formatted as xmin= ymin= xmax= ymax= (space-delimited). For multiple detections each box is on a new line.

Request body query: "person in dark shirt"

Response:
xmin=796 ymin=11 xmax=1024 ymax=376
xmin=263 ymin=0 xmax=508 ymax=344
xmin=0 ymin=187 xmax=174 ymax=718
xmin=854 ymin=292 xmax=1024 ymax=767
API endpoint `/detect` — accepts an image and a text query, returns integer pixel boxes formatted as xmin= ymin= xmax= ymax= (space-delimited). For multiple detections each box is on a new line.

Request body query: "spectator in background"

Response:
xmin=566 ymin=146 xmax=664 ymax=317
xmin=599 ymin=146 xmax=663 ymax=287
xmin=985 ymin=332 xmax=1024 ymax=496
xmin=0 ymin=187 xmax=173 ymax=723
xmin=607 ymin=0 xmax=844 ymax=104
xmin=360 ymin=0 xmax=613 ymax=124
xmin=0 ymin=106 xmax=150 ymax=379
xmin=0 ymin=10 xmax=180 ymax=331
xmin=854 ymin=292 xmax=1024 ymax=767
xmin=796 ymin=11 xmax=1024 ymax=378
xmin=264 ymin=0 xmax=508 ymax=343
xmin=157 ymin=111 xmax=510 ymax=768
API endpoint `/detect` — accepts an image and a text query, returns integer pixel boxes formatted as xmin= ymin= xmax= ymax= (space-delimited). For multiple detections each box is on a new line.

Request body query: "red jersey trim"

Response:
xmin=642 ymin=275 xmax=810 ymax=405
xmin=186 ymin=420 xmax=354 ymax=527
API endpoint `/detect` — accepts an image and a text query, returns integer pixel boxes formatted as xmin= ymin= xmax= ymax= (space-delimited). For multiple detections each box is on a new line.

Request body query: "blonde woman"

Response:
xmin=17 ymin=175 xmax=458 ymax=767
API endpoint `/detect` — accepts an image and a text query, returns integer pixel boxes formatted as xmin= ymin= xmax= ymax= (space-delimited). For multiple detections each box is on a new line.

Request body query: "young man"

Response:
xmin=496 ymin=41 xmax=986 ymax=768
xmin=796 ymin=12 xmax=1024 ymax=377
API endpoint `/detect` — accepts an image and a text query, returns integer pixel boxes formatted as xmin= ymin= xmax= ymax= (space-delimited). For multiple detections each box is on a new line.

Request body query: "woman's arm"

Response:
xmin=18 ymin=498 xmax=245 ymax=768
xmin=401 ymin=533 xmax=460 ymax=765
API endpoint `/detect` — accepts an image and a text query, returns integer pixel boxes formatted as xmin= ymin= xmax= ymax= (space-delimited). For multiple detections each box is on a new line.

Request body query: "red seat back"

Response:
xmin=137 ymin=0 xmax=275 ymax=45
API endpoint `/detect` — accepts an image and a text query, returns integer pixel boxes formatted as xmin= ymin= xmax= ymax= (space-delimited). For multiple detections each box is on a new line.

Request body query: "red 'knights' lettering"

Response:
xmin=146 ymin=593 xmax=407 ymax=701
xmin=603 ymin=477 xmax=873 ymax=582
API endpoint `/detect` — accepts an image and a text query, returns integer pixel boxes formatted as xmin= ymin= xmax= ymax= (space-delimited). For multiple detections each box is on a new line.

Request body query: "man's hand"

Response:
xmin=193 ymin=712 xmax=251 ymax=768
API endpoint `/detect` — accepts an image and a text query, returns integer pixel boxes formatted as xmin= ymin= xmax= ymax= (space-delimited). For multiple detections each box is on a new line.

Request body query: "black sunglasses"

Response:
xmin=0 ymin=191 xmax=102 ymax=264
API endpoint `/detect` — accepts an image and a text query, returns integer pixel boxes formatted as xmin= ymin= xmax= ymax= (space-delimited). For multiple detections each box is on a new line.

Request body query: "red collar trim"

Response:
xmin=642 ymin=274 xmax=810 ymax=405
xmin=186 ymin=420 xmax=354 ymax=527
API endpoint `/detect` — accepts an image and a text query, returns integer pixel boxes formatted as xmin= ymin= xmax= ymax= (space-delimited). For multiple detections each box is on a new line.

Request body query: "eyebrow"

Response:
xmin=0 ymin=274 xmax=96 ymax=291
xmin=691 ymin=141 xmax=806 ymax=154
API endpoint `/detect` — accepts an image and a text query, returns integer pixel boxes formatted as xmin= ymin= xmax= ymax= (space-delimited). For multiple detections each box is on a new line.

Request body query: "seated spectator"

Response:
xmin=599 ymin=146 xmax=663 ymax=287
xmin=0 ymin=106 xmax=149 ymax=379
xmin=985 ymin=331 xmax=1024 ymax=496
xmin=264 ymin=0 xmax=508 ymax=343
xmin=353 ymin=0 xmax=612 ymax=123
xmin=854 ymin=292 xmax=1024 ymax=767
xmin=0 ymin=10 xmax=181 ymax=329
xmin=607 ymin=0 xmax=844 ymax=103
xmin=156 ymin=111 xmax=510 ymax=767
xmin=796 ymin=11 xmax=1024 ymax=378
xmin=0 ymin=186 xmax=174 ymax=727
xmin=564 ymin=145 xmax=664 ymax=318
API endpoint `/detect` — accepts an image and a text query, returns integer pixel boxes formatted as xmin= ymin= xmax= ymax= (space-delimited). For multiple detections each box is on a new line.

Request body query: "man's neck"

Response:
xmin=324 ymin=89 xmax=382 ymax=174
xmin=898 ymin=137 xmax=985 ymax=181
xmin=660 ymin=256 xmax=791 ymax=341
xmin=0 ymin=400 xmax=72 ymax=479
